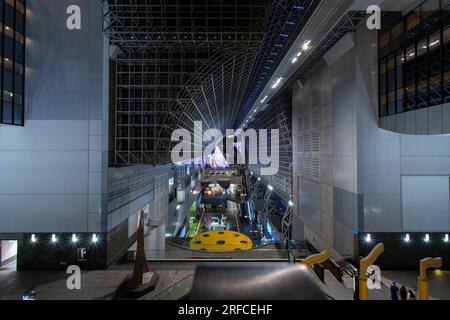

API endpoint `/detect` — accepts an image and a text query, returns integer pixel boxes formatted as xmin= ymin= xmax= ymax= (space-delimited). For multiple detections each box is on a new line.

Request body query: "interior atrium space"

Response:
xmin=0 ymin=0 xmax=450 ymax=304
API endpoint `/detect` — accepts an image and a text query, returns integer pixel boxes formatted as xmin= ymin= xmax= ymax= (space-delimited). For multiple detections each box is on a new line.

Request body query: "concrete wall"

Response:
xmin=379 ymin=103 xmax=450 ymax=135
xmin=106 ymin=165 xmax=171 ymax=264
xmin=292 ymin=46 xmax=359 ymax=259
xmin=355 ymin=22 xmax=450 ymax=234
xmin=0 ymin=1 xmax=109 ymax=233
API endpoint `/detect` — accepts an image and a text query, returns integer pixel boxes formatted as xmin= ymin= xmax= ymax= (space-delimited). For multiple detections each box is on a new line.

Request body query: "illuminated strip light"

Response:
xmin=430 ymin=40 xmax=440 ymax=47
xmin=271 ymin=77 xmax=282 ymax=89
xmin=303 ymin=40 xmax=311 ymax=51
xmin=261 ymin=95 xmax=268 ymax=103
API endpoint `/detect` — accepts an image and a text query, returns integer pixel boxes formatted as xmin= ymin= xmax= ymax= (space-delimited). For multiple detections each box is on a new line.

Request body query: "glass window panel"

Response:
xmin=2 ymin=102 xmax=13 ymax=124
xmin=15 ymin=31 xmax=24 ymax=44
xmin=396 ymin=88 xmax=404 ymax=114
xmin=16 ymin=2 xmax=25 ymax=15
xmin=14 ymin=104 xmax=23 ymax=125
xmin=396 ymin=51 xmax=404 ymax=89
xmin=429 ymin=32 xmax=441 ymax=50
xmin=406 ymin=10 xmax=420 ymax=30
xmin=391 ymin=21 xmax=404 ymax=41
xmin=4 ymin=25 xmax=14 ymax=38
xmin=3 ymin=68 xmax=13 ymax=91
xmin=417 ymin=39 xmax=428 ymax=56
xmin=406 ymin=45 xmax=416 ymax=61
xmin=417 ymin=79 xmax=428 ymax=108
xmin=388 ymin=91 xmax=396 ymax=115
xmin=380 ymin=94 xmax=387 ymax=117
xmin=15 ymin=62 xmax=24 ymax=74
xmin=429 ymin=74 xmax=442 ymax=105
xmin=14 ymin=73 xmax=23 ymax=94
xmin=406 ymin=83 xmax=416 ymax=111
xmin=15 ymin=42 xmax=24 ymax=62
xmin=444 ymin=71 xmax=450 ymax=103
xmin=4 ymin=36 xmax=14 ymax=59
xmin=3 ymin=89 xmax=14 ymax=102
xmin=421 ymin=0 xmax=440 ymax=19
xmin=444 ymin=26 xmax=450 ymax=44
xmin=380 ymin=31 xmax=390 ymax=50
xmin=4 ymin=57 xmax=14 ymax=70
xmin=14 ymin=93 xmax=23 ymax=104
xmin=1 ymin=0 xmax=26 ymax=126
xmin=380 ymin=59 xmax=387 ymax=95
xmin=4 ymin=5 xmax=14 ymax=27
xmin=15 ymin=11 xmax=24 ymax=34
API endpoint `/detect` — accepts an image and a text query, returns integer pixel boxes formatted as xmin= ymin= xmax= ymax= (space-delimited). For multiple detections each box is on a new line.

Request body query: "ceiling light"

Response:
xmin=430 ymin=40 xmax=440 ymax=46
xmin=92 ymin=234 xmax=98 ymax=243
xmin=72 ymin=234 xmax=78 ymax=243
xmin=303 ymin=40 xmax=311 ymax=50
xmin=51 ymin=234 xmax=57 ymax=243
xmin=424 ymin=234 xmax=430 ymax=243
xmin=404 ymin=234 xmax=410 ymax=243
xmin=31 ymin=234 xmax=37 ymax=243
xmin=291 ymin=57 xmax=298 ymax=64
xmin=365 ymin=234 xmax=372 ymax=243
xmin=288 ymin=201 xmax=294 ymax=207
xmin=271 ymin=77 xmax=282 ymax=89
xmin=444 ymin=234 xmax=449 ymax=243
xmin=261 ymin=95 xmax=268 ymax=103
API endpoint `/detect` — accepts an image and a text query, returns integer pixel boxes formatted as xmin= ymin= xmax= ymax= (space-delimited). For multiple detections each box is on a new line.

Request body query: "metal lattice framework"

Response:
xmin=103 ymin=0 xmax=318 ymax=165
xmin=288 ymin=10 xmax=367 ymax=85
xmin=246 ymin=11 xmax=367 ymax=204
xmin=248 ymin=89 xmax=292 ymax=202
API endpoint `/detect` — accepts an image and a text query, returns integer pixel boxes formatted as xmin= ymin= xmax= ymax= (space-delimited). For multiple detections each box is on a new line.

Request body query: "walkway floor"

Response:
xmin=0 ymin=262 xmax=196 ymax=300
xmin=1 ymin=262 xmax=448 ymax=300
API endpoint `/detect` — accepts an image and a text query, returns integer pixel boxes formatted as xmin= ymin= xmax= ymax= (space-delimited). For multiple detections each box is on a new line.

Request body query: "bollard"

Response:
xmin=418 ymin=257 xmax=442 ymax=300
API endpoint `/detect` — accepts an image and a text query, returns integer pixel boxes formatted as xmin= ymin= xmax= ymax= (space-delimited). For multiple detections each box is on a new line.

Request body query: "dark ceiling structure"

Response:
xmin=103 ymin=0 xmax=319 ymax=165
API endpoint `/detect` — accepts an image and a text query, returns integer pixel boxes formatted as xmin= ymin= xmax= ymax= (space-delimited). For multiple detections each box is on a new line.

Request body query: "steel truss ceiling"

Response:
xmin=247 ymin=10 xmax=367 ymax=203
xmin=103 ymin=0 xmax=318 ymax=165
xmin=248 ymin=89 xmax=292 ymax=202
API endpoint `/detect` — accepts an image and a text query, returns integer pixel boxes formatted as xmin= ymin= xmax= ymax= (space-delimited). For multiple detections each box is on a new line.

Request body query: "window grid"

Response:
xmin=378 ymin=0 xmax=450 ymax=118
xmin=0 ymin=0 xmax=25 ymax=126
